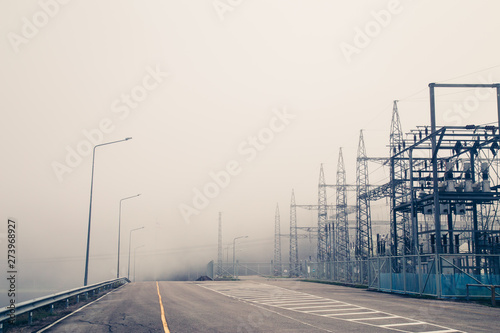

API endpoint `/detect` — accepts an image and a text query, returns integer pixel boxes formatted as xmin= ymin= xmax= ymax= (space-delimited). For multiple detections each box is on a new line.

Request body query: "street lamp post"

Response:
xmin=84 ymin=137 xmax=132 ymax=286
xmin=128 ymin=227 xmax=144 ymax=279
xmin=117 ymin=194 xmax=141 ymax=278
xmin=134 ymin=245 xmax=144 ymax=282
xmin=233 ymin=236 xmax=248 ymax=278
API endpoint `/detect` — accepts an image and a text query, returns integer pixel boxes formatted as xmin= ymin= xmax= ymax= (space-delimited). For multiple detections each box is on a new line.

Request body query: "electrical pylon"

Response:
xmin=289 ymin=190 xmax=299 ymax=276
xmin=274 ymin=204 xmax=282 ymax=276
xmin=318 ymin=164 xmax=328 ymax=261
xmin=356 ymin=130 xmax=373 ymax=259
xmin=389 ymin=100 xmax=411 ymax=255
xmin=336 ymin=148 xmax=350 ymax=262
xmin=217 ymin=212 xmax=223 ymax=277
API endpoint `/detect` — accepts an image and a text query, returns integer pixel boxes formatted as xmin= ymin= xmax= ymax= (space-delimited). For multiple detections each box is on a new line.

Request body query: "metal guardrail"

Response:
xmin=466 ymin=284 xmax=500 ymax=306
xmin=0 ymin=277 xmax=129 ymax=330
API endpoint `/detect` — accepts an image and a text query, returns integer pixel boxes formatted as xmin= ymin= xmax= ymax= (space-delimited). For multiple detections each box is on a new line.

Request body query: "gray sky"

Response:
xmin=1 ymin=0 xmax=500 ymax=301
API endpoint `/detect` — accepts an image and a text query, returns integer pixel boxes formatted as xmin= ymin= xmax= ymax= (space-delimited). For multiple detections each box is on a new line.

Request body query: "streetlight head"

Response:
xmin=137 ymin=193 xmax=141 ymax=197
xmin=125 ymin=137 xmax=132 ymax=140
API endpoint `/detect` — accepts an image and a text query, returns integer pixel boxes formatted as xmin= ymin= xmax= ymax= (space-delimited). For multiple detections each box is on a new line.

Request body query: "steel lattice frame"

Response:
xmin=274 ymin=204 xmax=282 ymax=276
xmin=336 ymin=148 xmax=350 ymax=262
xmin=318 ymin=164 xmax=328 ymax=261
xmin=390 ymin=100 xmax=411 ymax=255
xmin=356 ymin=130 xmax=373 ymax=259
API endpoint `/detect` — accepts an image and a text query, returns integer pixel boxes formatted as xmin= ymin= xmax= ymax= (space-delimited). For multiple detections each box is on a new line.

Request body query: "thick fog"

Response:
xmin=1 ymin=0 xmax=500 ymax=305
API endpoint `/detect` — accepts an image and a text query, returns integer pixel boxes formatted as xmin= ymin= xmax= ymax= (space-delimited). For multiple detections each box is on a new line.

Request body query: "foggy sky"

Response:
xmin=1 ymin=0 xmax=500 ymax=305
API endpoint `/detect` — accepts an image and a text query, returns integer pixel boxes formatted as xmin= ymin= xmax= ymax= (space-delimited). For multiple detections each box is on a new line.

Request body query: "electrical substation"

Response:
xmin=274 ymin=83 xmax=500 ymax=298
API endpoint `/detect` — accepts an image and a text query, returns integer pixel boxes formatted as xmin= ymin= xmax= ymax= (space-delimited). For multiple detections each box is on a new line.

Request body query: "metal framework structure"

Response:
xmin=336 ymin=148 xmax=350 ymax=262
xmin=289 ymin=190 xmax=299 ymax=276
xmin=390 ymin=100 xmax=412 ymax=255
xmin=318 ymin=164 xmax=328 ymax=261
xmin=385 ymin=83 xmax=500 ymax=274
xmin=277 ymin=83 xmax=500 ymax=283
xmin=274 ymin=204 xmax=282 ymax=276
xmin=356 ymin=130 xmax=373 ymax=259
xmin=289 ymin=187 xmax=335 ymax=275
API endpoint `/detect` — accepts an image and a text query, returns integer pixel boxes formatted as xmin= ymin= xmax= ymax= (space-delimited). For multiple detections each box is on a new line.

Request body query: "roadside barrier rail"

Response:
xmin=0 ymin=277 xmax=129 ymax=331
xmin=466 ymin=283 xmax=500 ymax=306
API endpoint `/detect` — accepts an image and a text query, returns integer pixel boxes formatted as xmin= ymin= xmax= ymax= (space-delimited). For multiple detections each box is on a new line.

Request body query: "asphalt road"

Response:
xmin=39 ymin=277 xmax=499 ymax=333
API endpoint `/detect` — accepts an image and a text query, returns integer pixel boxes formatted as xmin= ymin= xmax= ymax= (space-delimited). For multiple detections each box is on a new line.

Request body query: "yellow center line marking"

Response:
xmin=156 ymin=281 xmax=171 ymax=333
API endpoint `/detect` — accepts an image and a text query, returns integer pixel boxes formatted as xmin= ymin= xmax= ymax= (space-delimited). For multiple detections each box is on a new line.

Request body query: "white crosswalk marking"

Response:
xmin=200 ymin=282 xmax=463 ymax=333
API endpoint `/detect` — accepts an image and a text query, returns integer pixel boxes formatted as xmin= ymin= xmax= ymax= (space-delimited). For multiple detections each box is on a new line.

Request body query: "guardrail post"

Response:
xmin=77 ymin=295 xmax=80 ymax=304
xmin=66 ymin=298 xmax=69 ymax=308
xmin=1 ymin=322 xmax=3 ymax=333
xmin=367 ymin=259 xmax=371 ymax=287
xmin=377 ymin=257 xmax=381 ymax=290
xmin=492 ymin=286 xmax=496 ymax=306
xmin=436 ymin=254 xmax=442 ymax=298
xmin=466 ymin=284 xmax=469 ymax=301
xmin=418 ymin=253 xmax=422 ymax=295
xmin=28 ymin=311 xmax=33 ymax=325
xmin=389 ymin=256 xmax=393 ymax=292
xmin=50 ymin=304 xmax=54 ymax=314
xmin=85 ymin=292 xmax=88 ymax=300
xmin=403 ymin=254 xmax=406 ymax=294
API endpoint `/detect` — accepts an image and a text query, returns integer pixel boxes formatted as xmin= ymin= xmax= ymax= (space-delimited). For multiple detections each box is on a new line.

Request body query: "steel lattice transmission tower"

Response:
xmin=289 ymin=190 xmax=299 ymax=276
xmin=318 ymin=164 xmax=328 ymax=261
xmin=274 ymin=204 xmax=282 ymax=276
xmin=336 ymin=148 xmax=350 ymax=262
xmin=389 ymin=100 xmax=411 ymax=255
xmin=356 ymin=130 xmax=373 ymax=259
xmin=217 ymin=212 xmax=223 ymax=277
